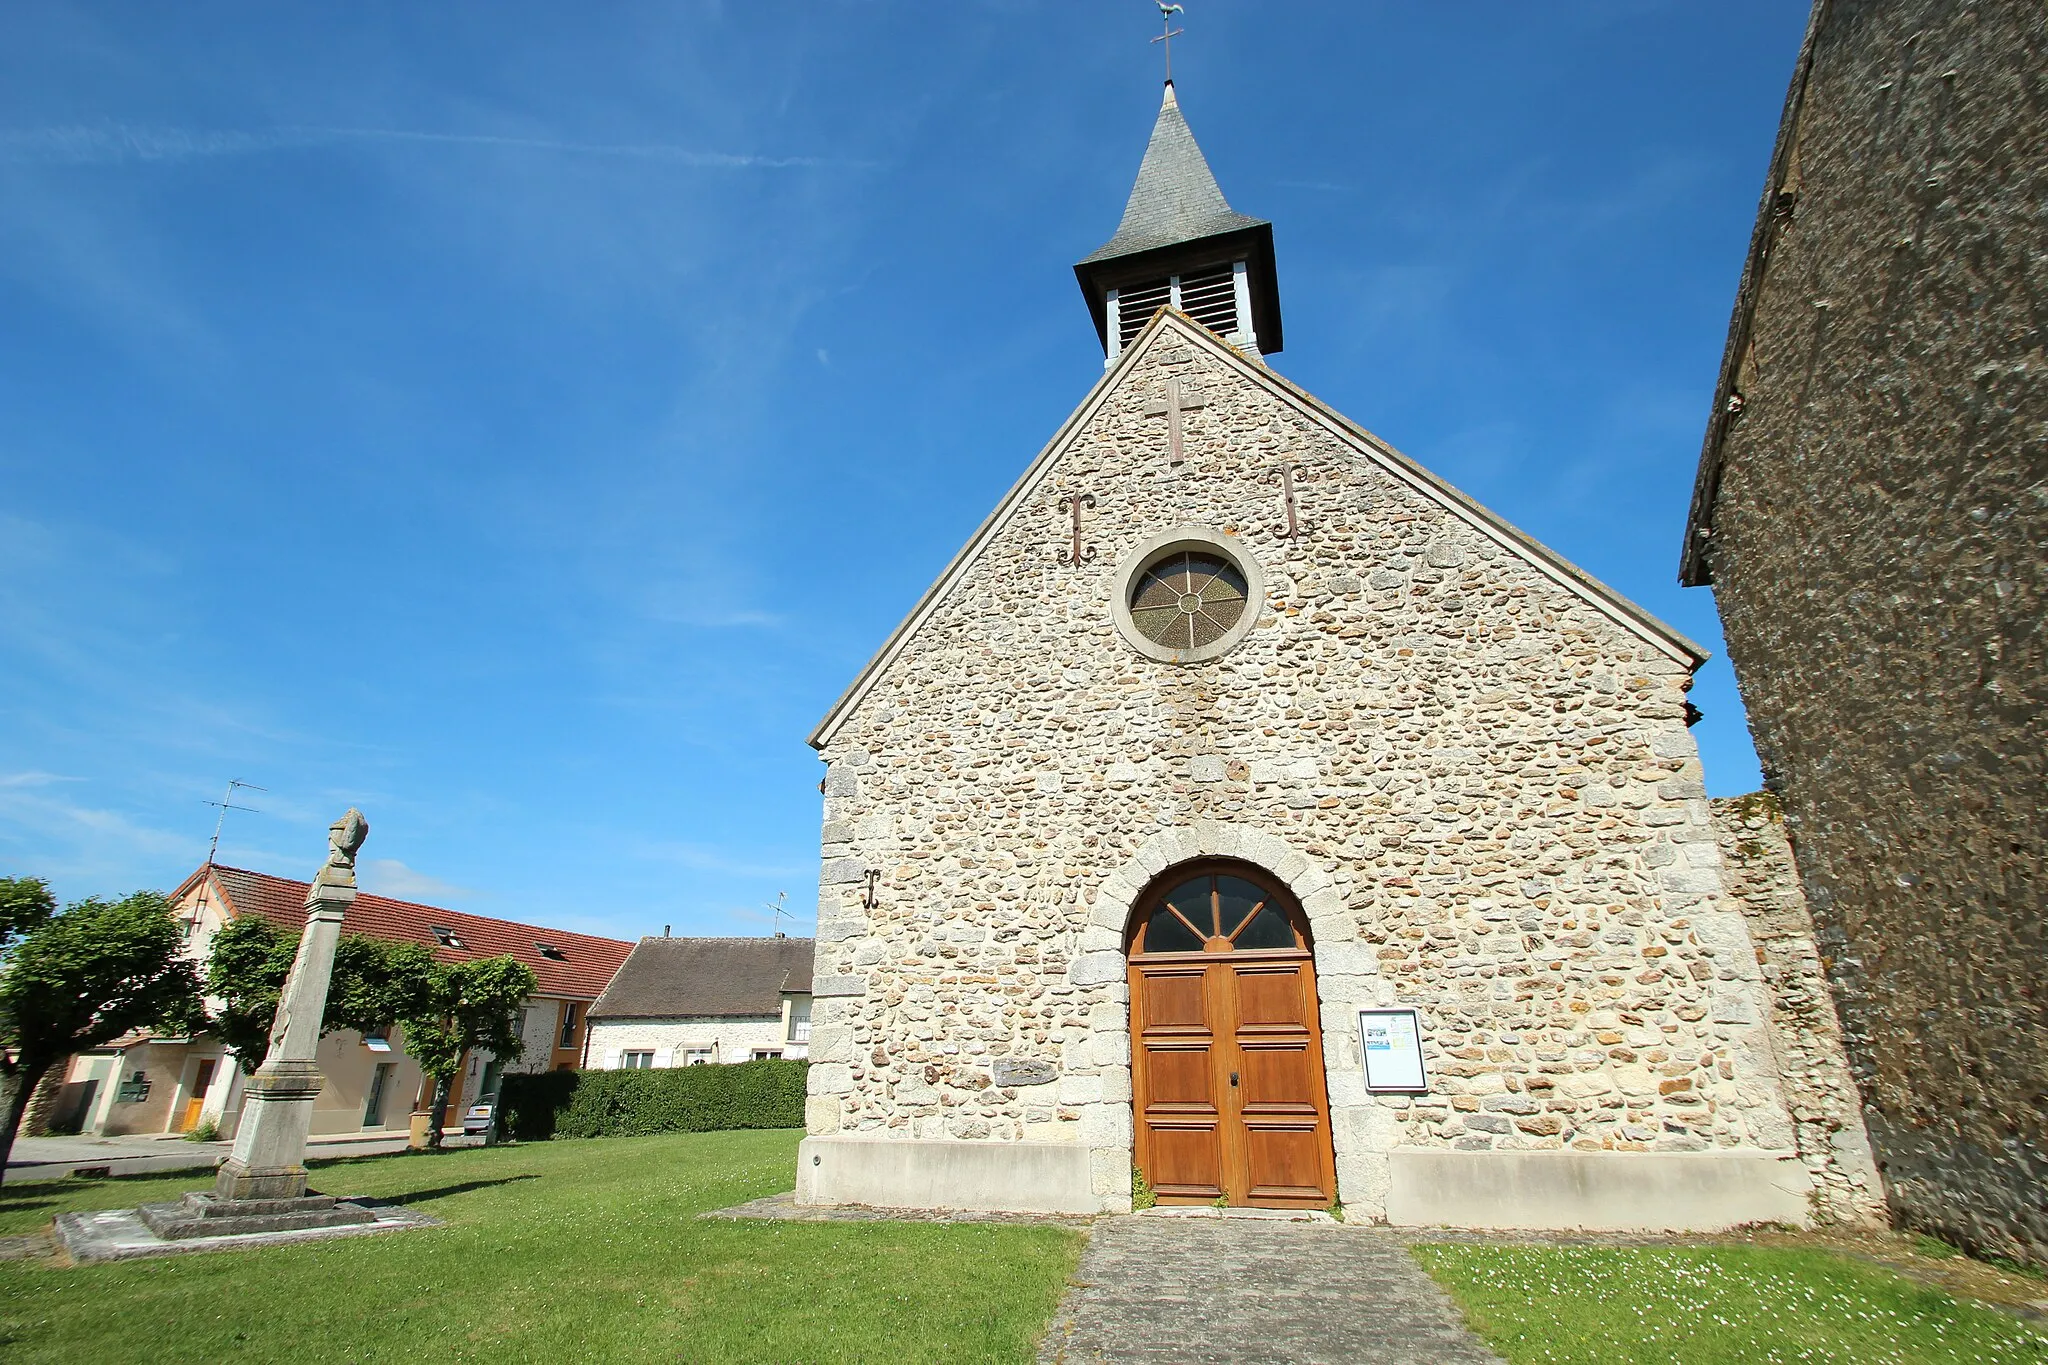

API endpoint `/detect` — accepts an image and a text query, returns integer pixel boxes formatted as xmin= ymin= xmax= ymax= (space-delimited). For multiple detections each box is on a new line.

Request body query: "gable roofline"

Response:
xmin=808 ymin=330 xmax=1149 ymax=749
xmin=588 ymin=935 xmax=815 ymax=1020
xmin=1679 ymin=2 xmax=1828 ymax=587
xmin=810 ymin=311 xmax=1706 ymax=750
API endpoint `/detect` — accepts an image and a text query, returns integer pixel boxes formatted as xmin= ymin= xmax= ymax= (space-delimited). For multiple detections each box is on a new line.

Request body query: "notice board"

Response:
xmin=1358 ymin=1008 xmax=1428 ymax=1092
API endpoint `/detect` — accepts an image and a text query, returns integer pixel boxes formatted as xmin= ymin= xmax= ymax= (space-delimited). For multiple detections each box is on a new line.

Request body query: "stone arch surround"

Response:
xmin=1073 ymin=820 xmax=1400 ymax=1216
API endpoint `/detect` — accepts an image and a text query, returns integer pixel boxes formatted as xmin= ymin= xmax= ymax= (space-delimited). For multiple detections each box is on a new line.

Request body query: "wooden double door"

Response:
xmin=1128 ymin=863 xmax=1336 ymax=1209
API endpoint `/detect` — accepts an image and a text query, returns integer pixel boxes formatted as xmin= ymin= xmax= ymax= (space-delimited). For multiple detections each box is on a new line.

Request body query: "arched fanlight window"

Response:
xmin=1128 ymin=861 xmax=1307 ymax=956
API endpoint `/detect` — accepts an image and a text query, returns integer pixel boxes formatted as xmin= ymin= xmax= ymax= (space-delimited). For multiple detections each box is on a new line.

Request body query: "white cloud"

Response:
xmin=0 ymin=771 xmax=81 ymax=788
xmin=0 ymin=123 xmax=868 ymax=171
xmin=359 ymin=858 xmax=474 ymax=904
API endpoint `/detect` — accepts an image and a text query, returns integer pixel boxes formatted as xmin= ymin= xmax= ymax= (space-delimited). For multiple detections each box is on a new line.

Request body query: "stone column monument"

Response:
xmin=213 ymin=808 xmax=370 ymax=1203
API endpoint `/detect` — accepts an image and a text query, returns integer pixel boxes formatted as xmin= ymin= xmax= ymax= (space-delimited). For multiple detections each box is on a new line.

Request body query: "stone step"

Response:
xmin=136 ymin=1192 xmax=376 ymax=1241
xmin=176 ymin=1192 xmax=343 ymax=1219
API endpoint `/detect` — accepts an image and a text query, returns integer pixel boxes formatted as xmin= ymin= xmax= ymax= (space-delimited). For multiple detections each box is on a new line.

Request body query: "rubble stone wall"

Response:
xmin=1712 ymin=793 xmax=1887 ymax=1224
xmin=1697 ymin=0 xmax=2046 ymax=1264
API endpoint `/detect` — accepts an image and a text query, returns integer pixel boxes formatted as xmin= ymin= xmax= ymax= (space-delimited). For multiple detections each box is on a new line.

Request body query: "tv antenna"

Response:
xmin=203 ymin=779 xmax=267 ymax=865
xmin=765 ymin=891 xmax=790 ymax=938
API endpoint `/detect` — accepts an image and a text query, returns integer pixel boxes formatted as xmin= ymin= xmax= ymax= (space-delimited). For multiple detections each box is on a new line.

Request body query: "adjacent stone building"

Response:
xmin=1681 ymin=0 xmax=2045 ymax=1264
xmin=794 ymin=82 xmax=1874 ymax=1229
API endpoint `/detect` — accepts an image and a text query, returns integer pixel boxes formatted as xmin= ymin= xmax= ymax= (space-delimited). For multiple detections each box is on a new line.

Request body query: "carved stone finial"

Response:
xmin=328 ymin=808 xmax=369 ymax=868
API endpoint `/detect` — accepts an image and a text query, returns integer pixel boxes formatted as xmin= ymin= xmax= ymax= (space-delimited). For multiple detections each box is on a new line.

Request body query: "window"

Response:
xmin=751 ymin=1049 xmax=781 ymax=1061
xmin=1111 ymin=529 xmax=1265 ymax=665
xmin=535 ymin=942 xmax=566 ymax=961
xmin=557 ymin=1001 xmax=580 ymax=1049
xmin=1128 ymin=551 xmax=1248 ymax=651
xmin=1130 ymin=862 xmax=1306 ymax=956
xmin=429 ymin=925 xmax=464 ymax=949
xmin=788 ymin=1003 xmax=812 ymax=1044
xmin=683 ymin=1048 xmax=714 ymax=1066
xmin=621 ymin=1051 xmax=655 ymax=1070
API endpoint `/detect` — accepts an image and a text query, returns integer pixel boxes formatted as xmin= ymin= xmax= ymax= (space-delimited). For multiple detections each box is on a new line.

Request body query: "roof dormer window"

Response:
xmin=536 ymin=942 xmax=566 ymax=960
xmin=430 ymin=925 xmax=463 ymax=948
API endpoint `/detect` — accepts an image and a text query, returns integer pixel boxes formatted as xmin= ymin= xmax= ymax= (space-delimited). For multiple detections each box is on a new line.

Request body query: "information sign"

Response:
xmin=1358 ymin=1008 xmax=1428 ymax=1092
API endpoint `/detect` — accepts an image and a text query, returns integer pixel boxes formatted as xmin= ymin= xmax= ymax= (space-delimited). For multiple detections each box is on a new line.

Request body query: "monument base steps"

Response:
xmin=137 ymin=1191 xmax=376 ymax=1240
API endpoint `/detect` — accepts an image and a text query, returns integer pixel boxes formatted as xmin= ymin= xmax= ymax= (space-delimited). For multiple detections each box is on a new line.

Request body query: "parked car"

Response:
xmin=461 ymin=1102 xmax=494 ymax=1136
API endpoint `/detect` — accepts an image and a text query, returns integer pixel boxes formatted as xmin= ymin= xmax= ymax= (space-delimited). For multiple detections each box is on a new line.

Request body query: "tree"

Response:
xmin=0 ymin=878 xmax=56 ymax=948
xmin=204 ymin=917 xmax=433 ymax=1071
xmin=396 ymin=956 xmax=537 ymax=1150
xmin=0 ymin=887 xmax=203 ymax=1183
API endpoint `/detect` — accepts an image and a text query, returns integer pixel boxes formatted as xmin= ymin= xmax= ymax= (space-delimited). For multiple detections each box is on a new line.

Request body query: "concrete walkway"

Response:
xmin=5 ymin=1130 xmax=421 ymax=1181
xmin=1037 ymin=1213 xmax=1501 ymax=1365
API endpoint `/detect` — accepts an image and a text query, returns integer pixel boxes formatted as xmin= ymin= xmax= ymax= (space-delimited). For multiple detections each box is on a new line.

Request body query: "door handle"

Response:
xmin=1230 ymin=1072 xmax=1239 ymax=1087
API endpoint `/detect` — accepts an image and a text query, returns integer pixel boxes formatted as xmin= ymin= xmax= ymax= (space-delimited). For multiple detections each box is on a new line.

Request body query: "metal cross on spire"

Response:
xmin=1151 ymin=3 xmax=1185 ymax=82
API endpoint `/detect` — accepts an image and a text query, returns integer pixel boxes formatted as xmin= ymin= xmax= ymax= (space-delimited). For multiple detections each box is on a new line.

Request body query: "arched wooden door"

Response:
xmin=1127 ymin=860 xmax=1336 ymax=1209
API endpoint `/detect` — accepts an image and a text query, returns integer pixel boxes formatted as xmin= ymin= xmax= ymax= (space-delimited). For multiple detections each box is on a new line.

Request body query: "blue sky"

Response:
xmin=1 ymin=2 xmax=1806 ymax=939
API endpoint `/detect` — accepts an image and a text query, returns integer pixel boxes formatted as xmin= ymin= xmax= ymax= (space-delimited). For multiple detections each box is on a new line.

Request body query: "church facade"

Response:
xmin=796 ymin=83 xmax=1873 ymax=1229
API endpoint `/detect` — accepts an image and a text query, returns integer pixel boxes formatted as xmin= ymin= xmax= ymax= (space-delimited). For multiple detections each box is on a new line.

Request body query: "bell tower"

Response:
xmin=1074 ymin=81 xmax=1282 ymax=366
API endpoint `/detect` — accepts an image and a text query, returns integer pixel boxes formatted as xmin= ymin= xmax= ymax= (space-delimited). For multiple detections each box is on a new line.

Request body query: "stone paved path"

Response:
xmin=1037 ymin=1215 xmax=1502 ymax=1365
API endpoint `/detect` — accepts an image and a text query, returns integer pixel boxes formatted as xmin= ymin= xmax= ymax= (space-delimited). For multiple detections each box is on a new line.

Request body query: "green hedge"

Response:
xmin=498 ymin=1059 xmax=807 ymax=1140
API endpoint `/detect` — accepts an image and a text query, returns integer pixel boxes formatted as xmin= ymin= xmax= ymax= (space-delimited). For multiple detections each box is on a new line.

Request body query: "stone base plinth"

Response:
xmin=796 ymin=1136 xmax=1103 ymax=1215
xmin=1384 ymin=1149 xmax=1812 ymax=1231
xmin=138 ymin=1191 xmax=375 ymax=1241
xmin=57 ymin=1200 xmax=437 ymax=1263
xmin=214 ymin=1156 xmax=311 ymax=1202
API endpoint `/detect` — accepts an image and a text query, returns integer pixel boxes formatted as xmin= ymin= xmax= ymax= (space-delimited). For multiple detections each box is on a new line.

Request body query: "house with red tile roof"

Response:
xmin=52 ymin=863 xmax=634 ymax=1142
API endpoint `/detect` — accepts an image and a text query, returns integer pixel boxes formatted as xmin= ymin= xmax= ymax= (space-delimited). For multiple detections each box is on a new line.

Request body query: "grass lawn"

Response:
xmin=1416 ymin=1242 xmax=2048 ymax=1365
xmin=0 ymin=1130 xmax=1081 ymax=1364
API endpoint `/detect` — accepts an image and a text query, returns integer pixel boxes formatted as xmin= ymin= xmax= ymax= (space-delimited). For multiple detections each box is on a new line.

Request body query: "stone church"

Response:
xmin=795 ymin=82 xmax=1879 ymax=1229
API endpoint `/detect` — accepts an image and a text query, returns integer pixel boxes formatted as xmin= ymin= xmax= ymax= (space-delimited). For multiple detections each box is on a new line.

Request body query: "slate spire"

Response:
xmin=1075 ymin=81 xmax=1282 ymax=363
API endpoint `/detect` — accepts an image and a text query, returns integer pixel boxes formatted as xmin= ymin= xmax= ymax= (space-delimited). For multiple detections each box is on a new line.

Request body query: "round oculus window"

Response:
xmin=1128 ymin=551 xmax=1249 ymax=651
xmin=1111 ymin=528 xmax=1265 ymax=664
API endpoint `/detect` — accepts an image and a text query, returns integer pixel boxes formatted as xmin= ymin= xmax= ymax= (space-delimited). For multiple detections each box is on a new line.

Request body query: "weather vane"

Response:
xmin=1152 ymin=3 xmax=1185 ymax=82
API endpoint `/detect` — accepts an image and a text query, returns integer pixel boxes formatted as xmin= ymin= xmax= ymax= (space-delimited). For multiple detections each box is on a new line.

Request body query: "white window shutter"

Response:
xmin=603 ymin=1050 xmax=622 ymax=1070
xmin=653 ymin=1049 xmax=673 ymax=1069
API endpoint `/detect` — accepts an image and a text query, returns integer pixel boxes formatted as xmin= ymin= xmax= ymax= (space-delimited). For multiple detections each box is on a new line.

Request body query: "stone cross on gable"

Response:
xmin=1144 ymin=377 xmax=1206 ymax=468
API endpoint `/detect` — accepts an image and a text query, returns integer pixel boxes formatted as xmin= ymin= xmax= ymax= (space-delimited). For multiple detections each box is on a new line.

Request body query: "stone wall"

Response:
xmin=1712 ymin=793 xmax=1886 ymax=1224
xmin=808 ymin=314 xmax=1801 ymax=1217
xmin=1694 ymin=0 xmax=2046 ymax=1265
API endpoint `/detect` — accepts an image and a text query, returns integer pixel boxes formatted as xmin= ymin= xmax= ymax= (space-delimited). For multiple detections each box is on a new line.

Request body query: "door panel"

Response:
xmin=1234 ymin=968 xmax=1309 ymax=1023
xmin=1132 ymin=951 xmax=1335 ymax=1209
xmin=1227 ymin=958 xmax=1332 ymax=1207
xmin=1141 ymin=970 xmax=1208 ymax=1027
xmin=1131 ymin=961 xmax=1225 ymax=1201
xmin=1243 ymin=1125 xmax=1330 ymax=1202
xmin=1129 ymin=864 xmax=1337 ymax=1209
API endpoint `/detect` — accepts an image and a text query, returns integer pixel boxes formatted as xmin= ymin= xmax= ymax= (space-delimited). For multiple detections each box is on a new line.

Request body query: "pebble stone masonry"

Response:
xmin=797 ymin=310 xmax=1870 ymax=1227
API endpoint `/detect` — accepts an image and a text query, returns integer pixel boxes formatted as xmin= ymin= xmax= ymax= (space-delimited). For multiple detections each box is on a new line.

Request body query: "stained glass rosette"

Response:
xmin=1127 ymin=551 xmax=1248 ymax=650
